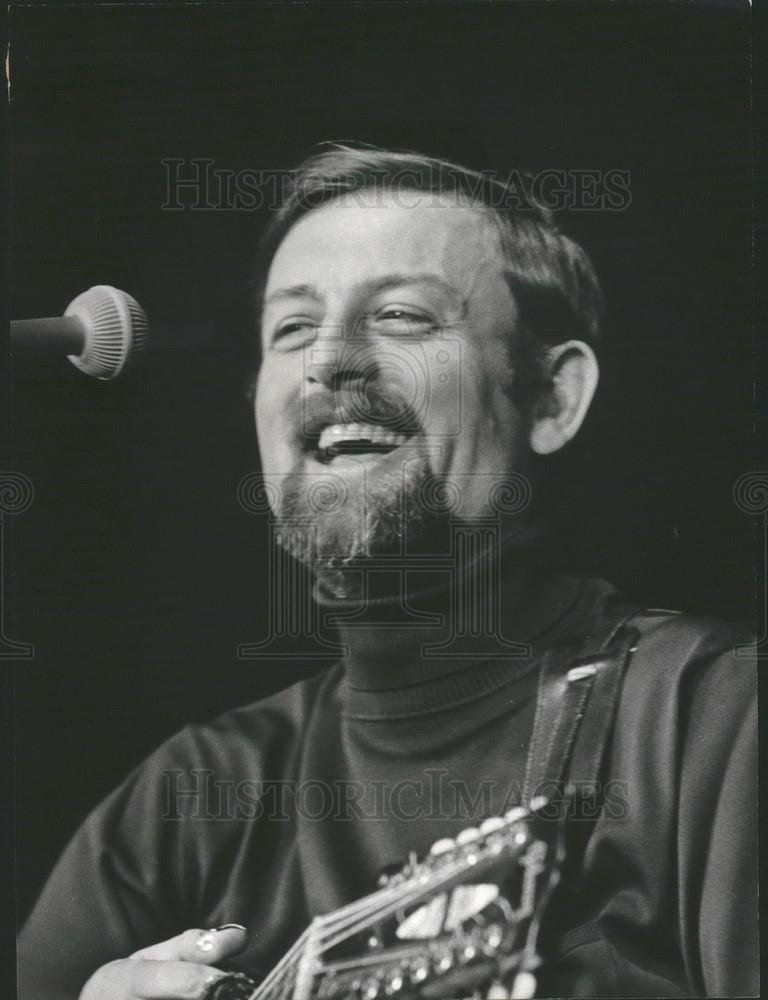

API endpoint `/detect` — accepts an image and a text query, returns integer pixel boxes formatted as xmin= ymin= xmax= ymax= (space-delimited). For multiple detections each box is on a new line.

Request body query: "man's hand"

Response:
xmin=79 ymin=924 xmax=248 ymax=999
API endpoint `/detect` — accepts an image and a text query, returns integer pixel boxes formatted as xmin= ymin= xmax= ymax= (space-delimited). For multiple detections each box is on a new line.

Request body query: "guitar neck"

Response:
xmin=242 ymin=801 xmax=563 ymax=1000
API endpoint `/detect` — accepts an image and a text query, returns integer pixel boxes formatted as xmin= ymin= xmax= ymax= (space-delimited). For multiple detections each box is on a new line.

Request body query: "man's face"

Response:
xmin=255 ymin=190 xmax=529 ymax=568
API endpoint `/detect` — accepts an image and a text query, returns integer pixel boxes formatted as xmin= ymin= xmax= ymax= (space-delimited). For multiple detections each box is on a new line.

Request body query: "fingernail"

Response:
xmin=197 ymin=931 xmax=216 ymax=952
xmin=215 ymin=923 xmax=247 ymax=932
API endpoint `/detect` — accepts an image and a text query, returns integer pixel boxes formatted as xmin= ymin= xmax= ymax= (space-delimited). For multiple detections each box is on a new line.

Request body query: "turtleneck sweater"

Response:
xmin=296 ymin=552 xmax=627 ymax=922
xmin=19 ymin=544 xmax=757 ymax=999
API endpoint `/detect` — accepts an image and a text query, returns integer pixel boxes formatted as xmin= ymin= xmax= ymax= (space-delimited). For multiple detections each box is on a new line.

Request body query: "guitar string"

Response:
xmin=249 ymin=824 xmax=533 ymax=998
xmin=249 ymin=926 xmax=312 ymax=999
xmin=248 ymin=883 xmax=408 ymax=1000
xmin=314 ymin=849 xmax=489 ymax=934
xmin=318 ymin=941 xmax=430 ymax=975
xmin=248 ymin=870 xmax=452 ymax=999
xmin=315 ymin=818 xmax=529 ymax=935
xmin=316 ymin=854 xmax=497 ymax=954
xmin=253 ymin=886 xmax=410 ymax=1000
xmin=256 ymin=847 xmax=520 ymax=997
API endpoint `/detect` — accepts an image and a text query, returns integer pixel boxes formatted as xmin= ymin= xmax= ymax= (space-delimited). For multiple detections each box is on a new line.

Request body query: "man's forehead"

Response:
xmin=264 ymin=192 xmax=506 ymax=296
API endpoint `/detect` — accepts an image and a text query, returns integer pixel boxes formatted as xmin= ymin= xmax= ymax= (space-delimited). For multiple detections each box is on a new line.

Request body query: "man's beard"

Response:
xmin=274 ymin=456 xmax=448 ymax=592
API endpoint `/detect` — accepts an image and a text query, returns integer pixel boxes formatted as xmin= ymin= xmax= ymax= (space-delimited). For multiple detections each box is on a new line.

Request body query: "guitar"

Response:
xmin=204 ymin=797 xmax=565 ymax=1000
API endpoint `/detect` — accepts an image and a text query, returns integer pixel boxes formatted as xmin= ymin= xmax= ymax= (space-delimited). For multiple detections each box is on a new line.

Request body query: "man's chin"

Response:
xmin=274 ymin=452 xmax=439 ymax=573
xmin=275 ymin=504 xmax=416 ymax=570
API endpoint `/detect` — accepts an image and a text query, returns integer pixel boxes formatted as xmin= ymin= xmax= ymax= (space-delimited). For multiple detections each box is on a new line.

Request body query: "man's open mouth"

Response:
xmin=308 ymin=422 xmax=413 ymax=464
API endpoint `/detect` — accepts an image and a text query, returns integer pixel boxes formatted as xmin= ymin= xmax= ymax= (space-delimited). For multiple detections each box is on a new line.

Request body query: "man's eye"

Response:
xmin=371 ymin=308 xmax=435 ymax=333
xmin=270 ymin=320 xmax=317 ymax=350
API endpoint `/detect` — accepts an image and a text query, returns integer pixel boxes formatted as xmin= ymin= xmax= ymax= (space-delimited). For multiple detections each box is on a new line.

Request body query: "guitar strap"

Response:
xmin=521 ymin=602 xmax=660 ymax=806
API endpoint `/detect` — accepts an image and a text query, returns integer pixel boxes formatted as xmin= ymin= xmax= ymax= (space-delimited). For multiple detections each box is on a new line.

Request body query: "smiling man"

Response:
xmin=19 ymin=146 xmax=757 ymax=1000
xmin=255 ymin=158 xmax=599 ymax=596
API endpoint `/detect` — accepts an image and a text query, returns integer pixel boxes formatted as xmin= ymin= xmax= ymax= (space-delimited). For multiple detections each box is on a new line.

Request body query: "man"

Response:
xmin=18 ymin=146 xmax=758 ymax=998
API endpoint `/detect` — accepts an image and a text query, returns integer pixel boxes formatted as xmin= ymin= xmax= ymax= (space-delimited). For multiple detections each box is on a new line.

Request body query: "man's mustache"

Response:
xmin=298 ymin=389 xmax=422 ymax=438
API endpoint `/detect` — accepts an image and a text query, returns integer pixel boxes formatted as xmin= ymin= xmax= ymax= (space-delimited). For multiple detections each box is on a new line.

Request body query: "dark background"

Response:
xmin=7 ymin=1 xmax=756 ymax=922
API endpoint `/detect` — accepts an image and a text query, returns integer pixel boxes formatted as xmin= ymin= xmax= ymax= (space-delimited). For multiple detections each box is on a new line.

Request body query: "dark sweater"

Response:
xmin=18 ymin=566 xmax=757 ymax=998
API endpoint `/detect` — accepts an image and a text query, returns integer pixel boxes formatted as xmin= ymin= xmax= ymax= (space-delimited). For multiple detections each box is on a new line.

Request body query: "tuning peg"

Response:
xmin=503 ymin=807 xmax=526 ymax=823
xmin=487 ymin=981 xmax=511 ymax=998
xmin=435 ymin=950 xmax=453 ymax=973
xmin=460 ymin=942 xmax=478 ymax=963
xmin=429 ymin=837 xmax=454 ymax=856
xmin=456 ymin=827 xmax=482 ymax=846
xmin=485 ymin=925 xmax=503 ymax=950
xmin=409 ymin=960 xmax=430 ymax=984
xmin=479 ymin=816 xmax=505 ymax=835
xmin=383 ymin=971 xmax=404 ymax=995
xmin=510 ymin=971 xmax=538 ymax=999
xmin=377 ymin=861 xmax=404 ymax=887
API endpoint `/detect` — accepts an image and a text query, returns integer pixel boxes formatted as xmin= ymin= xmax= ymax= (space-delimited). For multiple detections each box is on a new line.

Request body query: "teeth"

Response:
xmin=316 ymin=423 xmax=410 ymax=451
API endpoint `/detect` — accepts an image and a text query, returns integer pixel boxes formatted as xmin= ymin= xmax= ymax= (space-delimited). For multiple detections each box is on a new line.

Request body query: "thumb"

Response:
xmin=131 ymin=924 xmax=248 ymax=964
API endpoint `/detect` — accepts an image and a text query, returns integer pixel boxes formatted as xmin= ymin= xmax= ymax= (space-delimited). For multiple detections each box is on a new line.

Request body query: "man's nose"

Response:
xmin=304 ymin=325 xmax=379 ymax=391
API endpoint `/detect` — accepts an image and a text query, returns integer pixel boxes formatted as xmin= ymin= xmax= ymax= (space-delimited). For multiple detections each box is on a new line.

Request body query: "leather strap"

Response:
xmin=522 ymin=603 xmax=641 ymax=805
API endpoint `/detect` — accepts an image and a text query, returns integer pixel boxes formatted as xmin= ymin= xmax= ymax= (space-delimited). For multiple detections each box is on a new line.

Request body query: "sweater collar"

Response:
xmin=313 ymin=524 xmax=586 ymax=713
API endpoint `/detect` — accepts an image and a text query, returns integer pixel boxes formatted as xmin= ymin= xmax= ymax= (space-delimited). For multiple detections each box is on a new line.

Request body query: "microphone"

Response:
xmin=11 ymin=285 xmax=149 ymax=379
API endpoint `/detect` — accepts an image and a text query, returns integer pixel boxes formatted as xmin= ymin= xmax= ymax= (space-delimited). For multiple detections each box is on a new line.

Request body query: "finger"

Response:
xmin=131 ymin=925 xmax=247 ymax=964
xmin=86 ymin=958 xmax=227 ymax=999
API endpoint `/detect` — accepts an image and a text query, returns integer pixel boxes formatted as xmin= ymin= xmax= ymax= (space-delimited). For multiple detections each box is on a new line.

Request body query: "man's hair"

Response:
xmin=254 ymin=143 xmax=602 ymax=406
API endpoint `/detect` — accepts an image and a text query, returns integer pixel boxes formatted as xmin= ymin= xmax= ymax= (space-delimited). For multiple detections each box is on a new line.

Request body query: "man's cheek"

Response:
xmin=255 ymin=386 xmax=282 ymax=434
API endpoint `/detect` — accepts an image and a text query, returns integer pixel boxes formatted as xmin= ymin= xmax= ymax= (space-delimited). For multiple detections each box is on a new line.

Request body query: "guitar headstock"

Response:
xmin=309 ymin=798 xmax=565 ymax=1000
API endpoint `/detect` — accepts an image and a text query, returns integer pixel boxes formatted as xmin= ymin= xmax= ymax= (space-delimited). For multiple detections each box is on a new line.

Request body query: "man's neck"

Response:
xmin=313 ymin=518 xmax=546 ymax=604
xmin=312 ymin=519 xmax=578 ymax=695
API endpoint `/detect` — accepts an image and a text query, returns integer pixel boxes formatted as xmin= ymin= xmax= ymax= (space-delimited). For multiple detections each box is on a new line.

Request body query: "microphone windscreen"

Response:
xmin=65 ymin=285 xmax=149 ymax=379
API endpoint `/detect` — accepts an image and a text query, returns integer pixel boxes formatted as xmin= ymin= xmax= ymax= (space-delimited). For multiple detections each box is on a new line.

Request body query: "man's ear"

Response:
xmin=529 ymin=340 xmax=600 ymax=455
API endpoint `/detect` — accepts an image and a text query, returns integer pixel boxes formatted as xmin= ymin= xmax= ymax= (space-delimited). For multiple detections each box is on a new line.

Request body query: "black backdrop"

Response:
xmin=8 ymin=2 xmax=756 ymax=921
